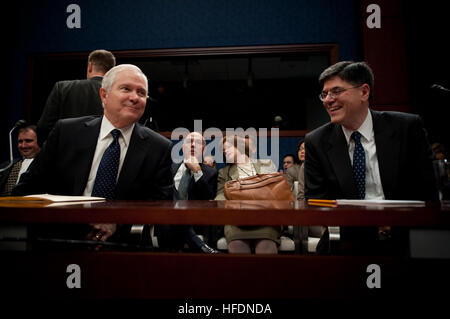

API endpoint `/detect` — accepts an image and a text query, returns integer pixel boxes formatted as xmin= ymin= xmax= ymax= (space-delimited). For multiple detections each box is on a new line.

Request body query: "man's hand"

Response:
xmin=184 ymin=157 xmax=201 ymax=173
xmin=87 ymin=224 xmax=117 ymax=242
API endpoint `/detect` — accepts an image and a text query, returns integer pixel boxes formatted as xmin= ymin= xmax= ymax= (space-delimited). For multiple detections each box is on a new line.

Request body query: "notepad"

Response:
xmin=336 ymin=199 xmax=425 ymax=207
xmin=0 ymin=194 xmax=105 ymax=203
xmin=307 ymin=198 xmax=426 ymax=207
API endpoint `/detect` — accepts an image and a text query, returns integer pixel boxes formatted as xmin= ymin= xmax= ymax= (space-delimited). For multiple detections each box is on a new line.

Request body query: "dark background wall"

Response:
xmin=3 ymin=0 xmax=450 ymax=163
xmin=3 ymin=0 xmax=360 ymax=162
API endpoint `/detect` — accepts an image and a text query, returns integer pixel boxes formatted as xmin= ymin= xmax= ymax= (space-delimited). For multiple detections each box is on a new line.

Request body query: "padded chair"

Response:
xmin=216 ymin=233 xmax=295 ymax=253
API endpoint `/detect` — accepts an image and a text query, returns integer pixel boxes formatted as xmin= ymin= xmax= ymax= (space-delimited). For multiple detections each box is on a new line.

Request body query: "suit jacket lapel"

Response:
xmin=115 ymin=125 xmax=147 ymax=196
xmin=171 ymin=162 xmax=182 ymax=177
xmin=327 ymin=124 xmax=358 ymax=198
xmin=73 ymin=117 xmax=101 ymax=194
xmin=371 ymin=110 xmax=399 ymax=198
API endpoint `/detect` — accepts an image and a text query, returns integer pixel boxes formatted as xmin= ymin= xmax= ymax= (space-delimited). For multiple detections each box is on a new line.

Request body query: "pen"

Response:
xmin=308 ymin=202 xmax=337 ymax=208
xmin=307 ymin=199 xmax=337 ymax=205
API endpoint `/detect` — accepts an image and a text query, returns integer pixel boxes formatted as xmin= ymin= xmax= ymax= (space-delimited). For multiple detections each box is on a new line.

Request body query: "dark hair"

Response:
xmin=319 ymin=61 xmax=374 ymax=100
xmin=283 ymin=153 xmax=297 ymax=164
xmin=18 ymin=125 xmax=37 ymax=135
xmin=432 ymin=143 xmax=448 ymax=158
xmin=222 ymin=135 xmax=250 ymax=157
xmin=88 ymin=49 xmax=116 ymax=74
xmin=296 ymin=139 xmax=305 ymax=152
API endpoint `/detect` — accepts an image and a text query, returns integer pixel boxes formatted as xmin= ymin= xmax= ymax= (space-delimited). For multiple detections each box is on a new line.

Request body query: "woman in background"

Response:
xmin=215 ymin=135 xmax=280 ymax=254
xmin=286 ymin=140 xmax=305 ymax=199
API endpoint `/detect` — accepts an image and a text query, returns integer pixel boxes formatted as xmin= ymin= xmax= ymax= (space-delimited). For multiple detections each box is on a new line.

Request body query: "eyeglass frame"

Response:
xmin=319 ymin=84 xmax=363 ymax=102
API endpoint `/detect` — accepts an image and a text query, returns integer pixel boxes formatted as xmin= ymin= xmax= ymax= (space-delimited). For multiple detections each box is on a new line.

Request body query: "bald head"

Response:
xmin=182 ymin=132 xmax=206 ymax=161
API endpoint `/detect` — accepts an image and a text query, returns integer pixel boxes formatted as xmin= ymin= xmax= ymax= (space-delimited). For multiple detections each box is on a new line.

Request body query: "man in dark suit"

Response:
xmin=155 ymin=132 xmax=218 ymax=252
xmin=0 ymin=125 xmax=40 ymax=196
xmin=14 ymin=64 xmax=173 ymax=243
xmin=172 ymin=132 xmax=218 ymax=201
xmin=305 ymin=61 xmax=438 ymax=254
xmin=37 ymin=49 xmax=116 ymax=146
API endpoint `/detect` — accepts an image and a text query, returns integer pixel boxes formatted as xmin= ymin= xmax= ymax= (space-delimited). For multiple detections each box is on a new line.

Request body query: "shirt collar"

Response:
xmin=342 ymin=109 xmax=373 ymax=144
xmin=99 ymin=115 xmax=135 ymax=147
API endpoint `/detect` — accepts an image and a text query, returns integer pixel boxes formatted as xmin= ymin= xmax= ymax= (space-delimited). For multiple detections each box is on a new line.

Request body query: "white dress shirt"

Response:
xmin=16 ymin=158 xmax=34 ymax=184
xmin=174 ymin=161 xmax=204 ymax=190
xmin=83 ymin=116 xmax=134 ymax=196
xmin=342 ymin=110 xmax=385 ymax=199
xmin=237 ymin=162 xmax=256 ymax=178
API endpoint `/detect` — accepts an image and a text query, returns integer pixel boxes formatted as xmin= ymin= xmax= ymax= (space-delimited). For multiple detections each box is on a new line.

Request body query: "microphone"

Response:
xmin=13 ymin=119 xmax=26 ymax=128
xmin=430 ymin=84 xmax=450 ymax=92
xmin=0 ymin=119 xmax=26 ymax=173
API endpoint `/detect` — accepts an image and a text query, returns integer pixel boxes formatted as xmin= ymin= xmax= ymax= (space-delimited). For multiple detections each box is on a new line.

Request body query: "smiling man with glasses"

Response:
xmin=304 ymin=61 xmax=438 ymax=255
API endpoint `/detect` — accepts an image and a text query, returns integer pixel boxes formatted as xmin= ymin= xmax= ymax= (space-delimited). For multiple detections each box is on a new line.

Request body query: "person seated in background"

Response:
xmin=155 ymin=132 xmax=218 ymax=253
xmin=284 ymin=139 xmax=324 ymax=242
xmin=215 ymin=135 xmax=281 ymax=254
xmin=285 ymin=140 xmax=305 ymax=194
xmin=281 ymin=154 xmax=296 ymax=173
xmin=1 ymin=125 xmax=41 ymax=196
xmin=431 ymin=142 xmax=450 ymax=199
xmin=202 ymin=155 xmax=217 ymax=170
xmin=432 ymin=143 xmax=448 ymax=161
xmin=305 ymin=61 xmax=438 ymax=254
xmin=245 ymin=135 xmax=278 ymax=173
xmin=13 ymin=64 xmax=174 ymax=245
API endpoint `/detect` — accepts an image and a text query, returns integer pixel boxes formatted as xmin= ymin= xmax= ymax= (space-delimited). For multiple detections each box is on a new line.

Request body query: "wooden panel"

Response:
xmin=165 ymin=130 xmax=308 ymax=139
xmin=0 ymin=200 xmax=448 ymax=226
xmin=1 ymin=251 xmax=449 ymax=300
xmin=361 ymin=0 xmax=409 ymax=112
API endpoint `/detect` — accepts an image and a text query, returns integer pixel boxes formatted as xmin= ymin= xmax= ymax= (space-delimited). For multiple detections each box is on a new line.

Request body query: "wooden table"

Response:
xmin=0 ymin=199 xmax=449 ymax=226
xmin=1 ymin=200 xmax=449 ymax=304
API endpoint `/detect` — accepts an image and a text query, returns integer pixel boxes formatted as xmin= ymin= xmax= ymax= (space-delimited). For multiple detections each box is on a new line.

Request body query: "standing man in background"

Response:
xmin=37 ymin=49 xmax=116 ymax=145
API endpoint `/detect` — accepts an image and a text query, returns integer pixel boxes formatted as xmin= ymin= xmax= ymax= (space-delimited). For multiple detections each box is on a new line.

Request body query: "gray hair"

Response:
xmin=101 ymin=64 xmax=148 ymax=92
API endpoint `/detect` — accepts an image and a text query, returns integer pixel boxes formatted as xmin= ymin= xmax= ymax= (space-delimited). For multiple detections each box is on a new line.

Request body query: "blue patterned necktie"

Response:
xmin=91 ymin=129 xmax=121 ymax=199
xmin=178 ymin=166 xmax=193 ymax=200
xmin=351 ymin=131 xmax=366 ymax=199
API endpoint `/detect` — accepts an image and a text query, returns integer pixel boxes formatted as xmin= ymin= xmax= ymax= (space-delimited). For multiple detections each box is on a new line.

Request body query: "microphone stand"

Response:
xmin=0 ymin=120 xmax=26 ymax=173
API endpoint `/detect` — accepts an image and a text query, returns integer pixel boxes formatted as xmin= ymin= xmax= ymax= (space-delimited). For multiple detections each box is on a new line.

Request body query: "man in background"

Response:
xmin=37 ymin=49 xmax=116 ymax=145
xmin=0 ymin=125 xmax=40 ymax=196
xmin=155 ymin=132 xmax=218 ymax=253
xmin=281 ymin=154 xmax=296 ymax=173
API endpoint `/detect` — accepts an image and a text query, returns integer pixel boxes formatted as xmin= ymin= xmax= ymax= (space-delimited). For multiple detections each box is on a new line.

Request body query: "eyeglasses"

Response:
xmin=319 ymin=85 xmax=362 ymax=102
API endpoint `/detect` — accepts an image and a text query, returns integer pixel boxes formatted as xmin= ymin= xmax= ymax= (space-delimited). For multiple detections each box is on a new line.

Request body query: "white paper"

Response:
xmin=336 ymin=199 xmax=425 ymax=207
xmin=23 ymin=194 xmax=105 ymax=202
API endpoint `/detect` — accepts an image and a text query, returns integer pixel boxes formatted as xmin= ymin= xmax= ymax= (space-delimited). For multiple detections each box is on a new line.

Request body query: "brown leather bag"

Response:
xmin=224 ymin=199 xmax=294 ymax=209
xmin=224 ymin=172 xmax=295 ymax=200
